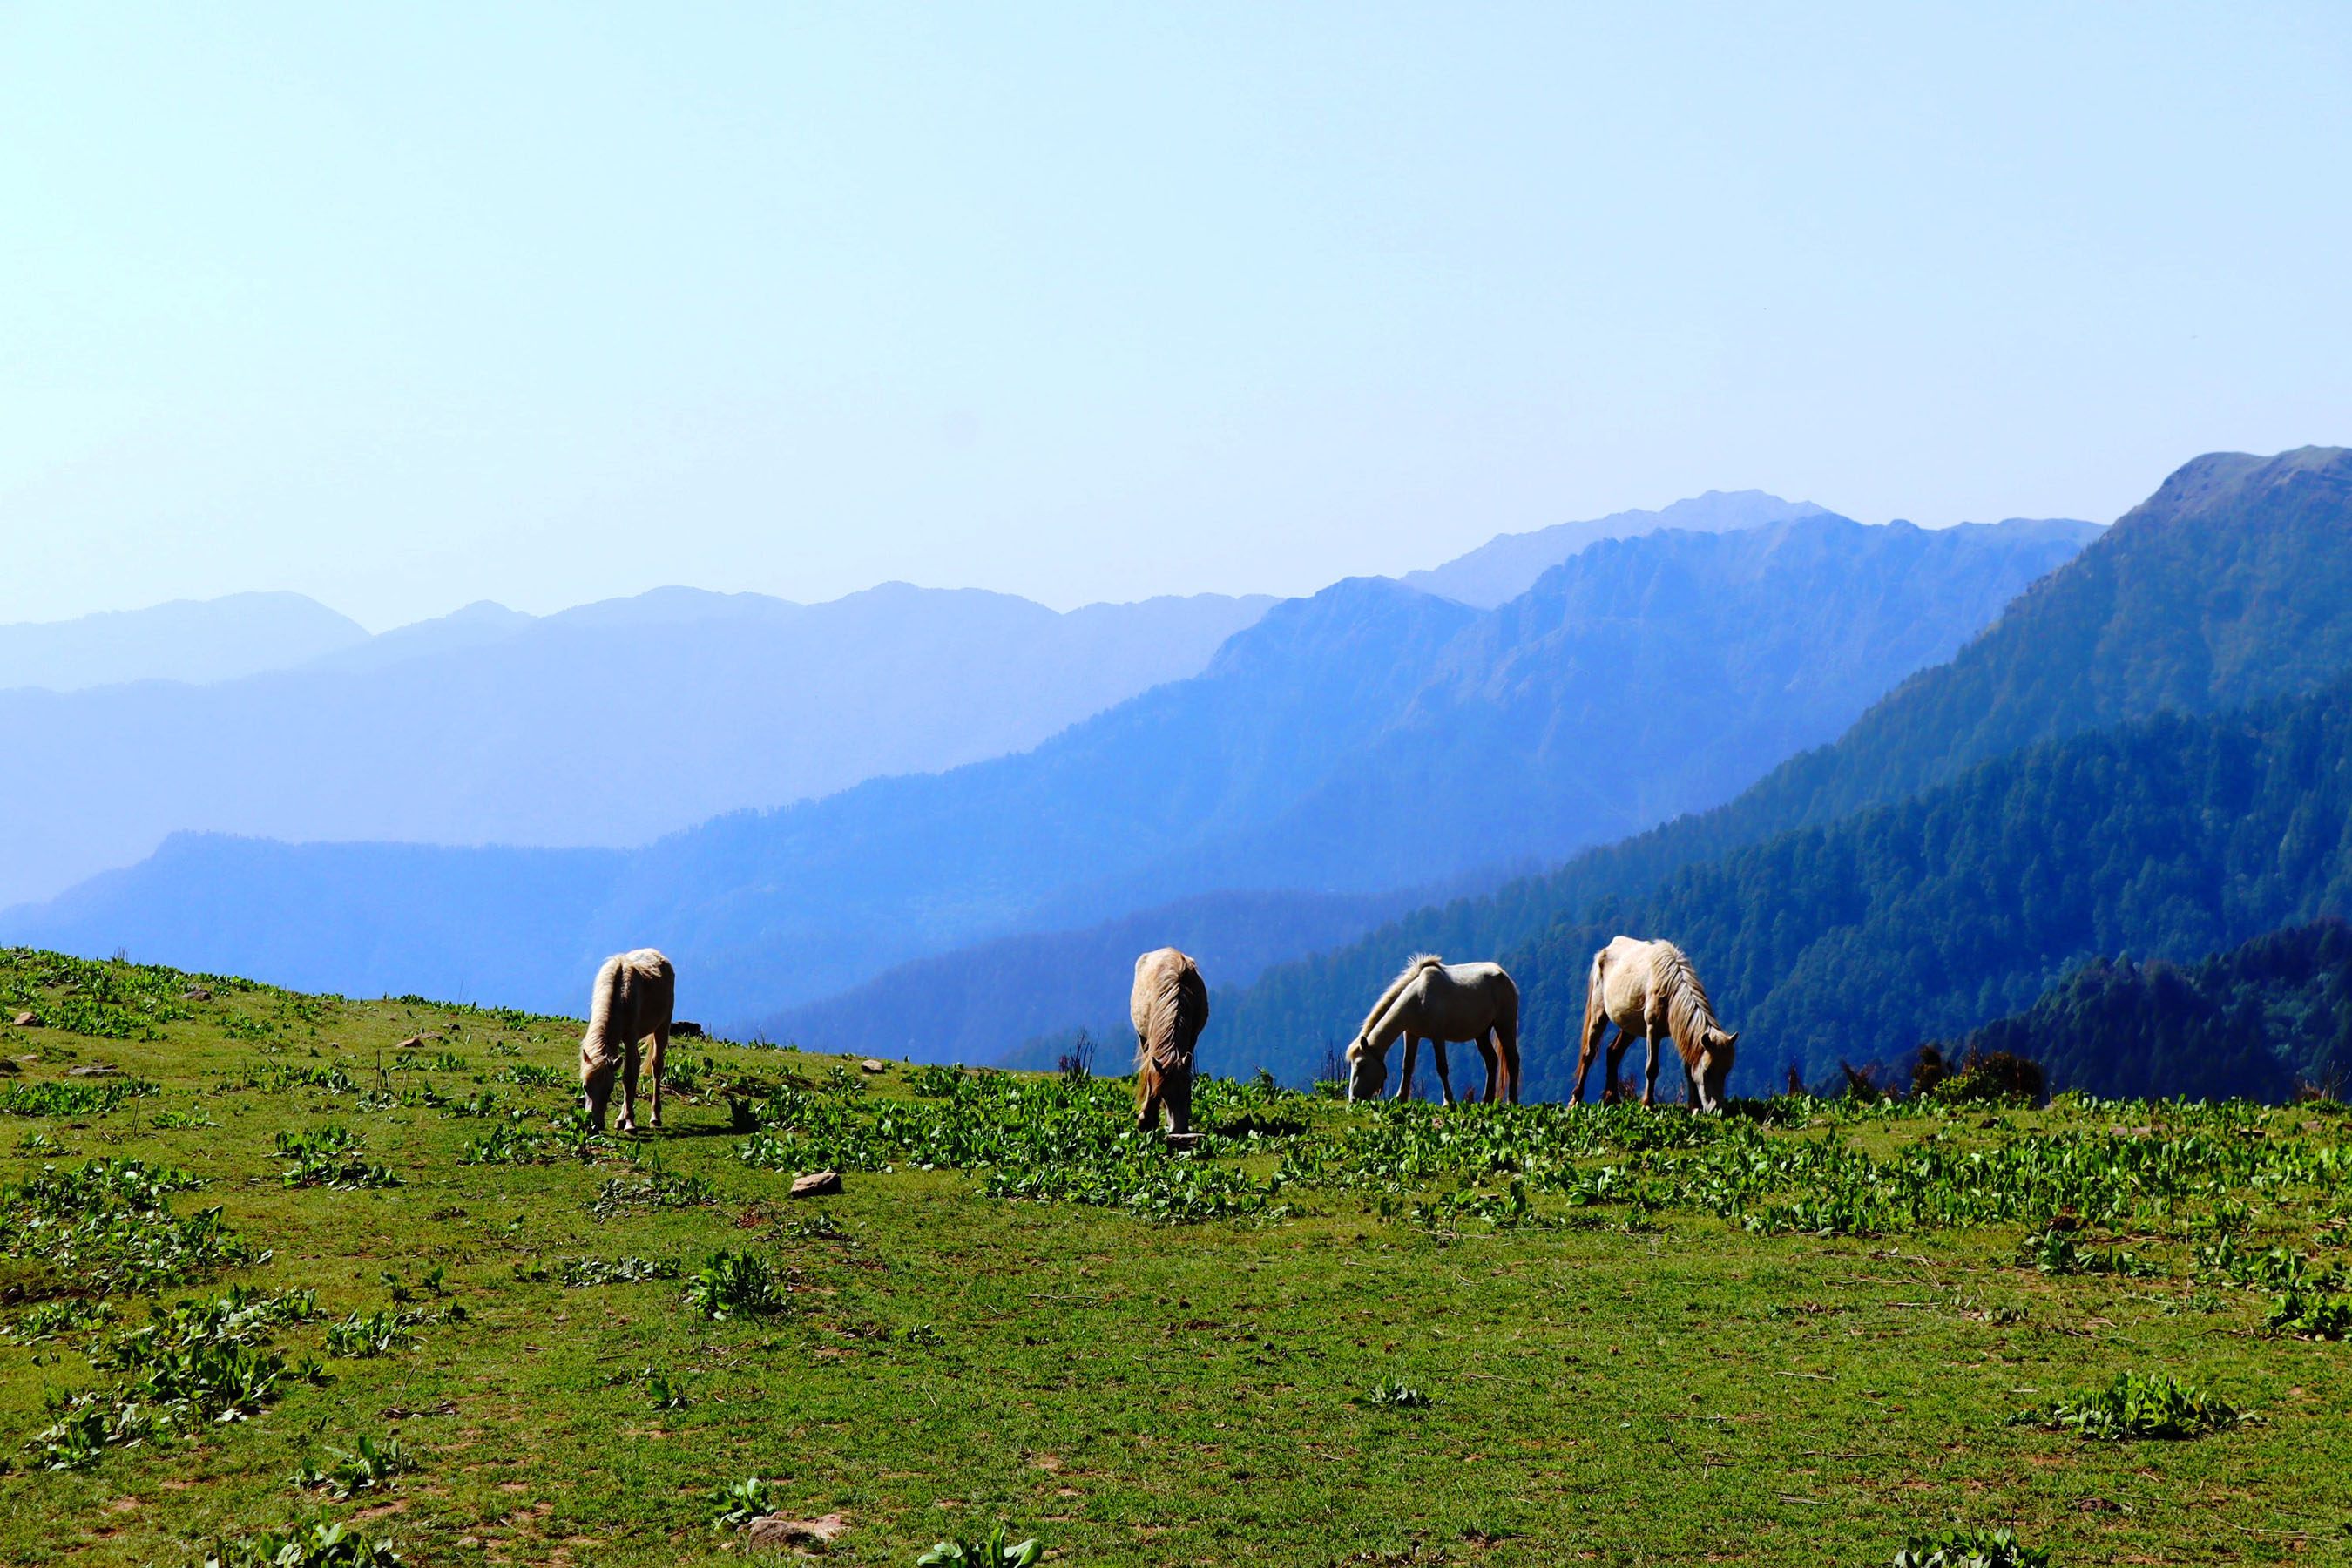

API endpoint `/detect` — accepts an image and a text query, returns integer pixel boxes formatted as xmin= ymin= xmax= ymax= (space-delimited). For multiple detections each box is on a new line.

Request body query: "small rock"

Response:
xmin=790 ymin=1170 xmax=843 ymax=1199
xmin=66 ymin=1064 xmax=119 ymax=1078
xmin=12 ymin=1011 xmax=36 ymax=1028
xmin=1165 ymin=1132 xmax=1206 ymax=1152
xmin=394 ymin=1036 xmax=424 ymax=1051
xmin=0 ymin=1059 xmax=18 ymax=1076
xmin=859 ymin=1058 xmax=887 ymax=1073
xmin=180 ymin=986 xmax=212 ymax=1001
xmin=746 ymin=1512 xmax=848 ymax=1550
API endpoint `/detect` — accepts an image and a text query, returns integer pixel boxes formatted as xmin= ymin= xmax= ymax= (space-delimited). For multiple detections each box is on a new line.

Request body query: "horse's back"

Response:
xmin=1131 ymin=947 xmax=1206 ymax=1046
xmin=1592 ymin=936 xmax=1675 ymax=1017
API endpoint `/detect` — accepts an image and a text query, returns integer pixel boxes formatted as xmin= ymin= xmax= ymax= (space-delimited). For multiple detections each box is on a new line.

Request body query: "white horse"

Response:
xmin=1345 ymin=956 xmax=1522 ymax=1105
xmin=1574 ymin=936 xmax=1737 ymax=1112
xmin=579 ymin=948 xmax=674 ymax=1132
xmin=1132 ymin=947 xmax=1209 ymax=1134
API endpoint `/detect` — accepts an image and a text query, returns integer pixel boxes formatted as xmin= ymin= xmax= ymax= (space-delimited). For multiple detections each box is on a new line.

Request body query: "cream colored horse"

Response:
xmin=580 ymin=948 xmax=674 ymax=1132
xmin=1345 ymin=955 xmax=1522 ymax=1105
xmin=1132 ymin=947 xmax=1209 ymax=1133
xmin=1575 ymin=936 xmax=1737 ymax=1112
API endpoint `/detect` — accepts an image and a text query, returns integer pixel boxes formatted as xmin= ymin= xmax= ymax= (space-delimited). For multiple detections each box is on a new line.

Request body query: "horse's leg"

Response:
xmin=1431 ymin=1041 xmax=1456 ymax=1106
xmin=1574 ymin=1008 xmax=1605 ymax=1103
xmin=1498 ymin=1019 xmax=1522 ymax=1105
xmin=648 ymin=1023 xmax=667 ymax=1128
xmin=1604 ymin=1029 xmax=1632 ymax=1105
xmin=1136 ymin=1064 xmax=1159 ymax=1132
xmin=618 ymin=1034 xmax=642 ymax=1132
xmin=1396 ymin=1036 xmax=1419 ymax=1102
xmin=1170 ymin=1065 xmax=1193 ymax=1135
xmin=1641 ymin=1030 xmax=1662 ymax=1107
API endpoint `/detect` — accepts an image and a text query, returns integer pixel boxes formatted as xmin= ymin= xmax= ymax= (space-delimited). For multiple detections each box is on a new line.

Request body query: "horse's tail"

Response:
xmin=1580 ymin=948 xmax=1609 ymax=1053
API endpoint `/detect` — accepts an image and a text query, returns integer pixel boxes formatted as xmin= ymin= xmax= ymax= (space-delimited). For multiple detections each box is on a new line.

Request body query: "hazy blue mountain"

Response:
xmin=301 ymin=599 xmax=538 ymax=673
xmin=3 ymin=508 xmax=2099 ymax=1037
xmin=0 ymin=591 xmax=368 ymax=691
xmin=1077 ymin=515 xmax=2103 ymax=916
xmin=0 ymin=583 xmax=1274 ymax=906
xmin=1401 ymin=490 xmax=1835 ymax=607
xmin=1211 ymin=447 xmax=2352 ymax=1081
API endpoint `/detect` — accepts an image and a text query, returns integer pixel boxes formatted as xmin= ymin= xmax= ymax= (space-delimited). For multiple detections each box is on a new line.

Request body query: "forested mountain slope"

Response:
xmin=1943 ymin=919 xmax=2352 ymax=1105
xmin=1388 ymin=679 xmax=2352 ymax=1099
xmin=1212 ymin=447 xmax=2352 ymax=1077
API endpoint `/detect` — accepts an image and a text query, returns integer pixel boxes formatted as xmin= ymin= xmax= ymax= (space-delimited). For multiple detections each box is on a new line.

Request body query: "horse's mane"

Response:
xmin=1354 ymin=954 xmax=1444 ymax=1044
xmin=1135 ymin=951 xmax=1208 ymax=1075
xmin=1656 ymin=942 xmax=1721 ymax=1056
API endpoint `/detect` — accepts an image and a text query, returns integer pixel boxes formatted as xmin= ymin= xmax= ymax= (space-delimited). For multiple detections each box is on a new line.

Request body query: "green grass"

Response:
xmin=2 ymin=947 xmax=2350 ymax=1565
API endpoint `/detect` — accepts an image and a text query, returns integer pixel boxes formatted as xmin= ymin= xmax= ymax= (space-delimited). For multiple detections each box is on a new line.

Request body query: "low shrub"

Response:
xmin=1893 ymin=1528 xmax=2051 ymax=1568
xmin=2011 ymin=1370 xmax=2247 ymax=1440
xmin=682 ymin=1250 xmax=787 ymax=1321
xmin=200 ymin=1522 xmax=402 ymax=1567
xmin=291 ymin=1434 xmax=416 ymax=1497
xmin=917 ymin=1525 xmax=1044 ymax=1566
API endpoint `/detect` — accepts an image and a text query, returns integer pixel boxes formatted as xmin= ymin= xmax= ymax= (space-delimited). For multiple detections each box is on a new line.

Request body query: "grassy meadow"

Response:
xmin=2 ymin=950 xmax=2349 ymax=1566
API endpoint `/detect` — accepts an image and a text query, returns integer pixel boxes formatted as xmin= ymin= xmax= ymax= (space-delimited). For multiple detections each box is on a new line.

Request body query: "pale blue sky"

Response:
xmin=2 ymin=3 xmax=2347 ymax=630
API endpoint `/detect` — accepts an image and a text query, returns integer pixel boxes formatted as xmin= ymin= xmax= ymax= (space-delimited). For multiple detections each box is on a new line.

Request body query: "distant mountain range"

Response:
xmin=1400 ymin=490 xmax=1834 ymax=606
xmin=0 ymin=584 xmax=1274 ymax=907
xmin=0 ymin=591 xmax=370 ymax=691
xmin=2 ymin=506 xmax=2097 ymax=1037
xmin=1208 ymin=446 xmax=2352 ymax=1098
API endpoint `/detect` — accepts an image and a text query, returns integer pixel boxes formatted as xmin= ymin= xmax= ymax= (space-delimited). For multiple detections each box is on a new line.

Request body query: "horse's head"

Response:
xmin=1693 ymin=1028 xmax=1738 ymax=1112
xmin=1344 ymin=1037 xmax=1385 ymax=1103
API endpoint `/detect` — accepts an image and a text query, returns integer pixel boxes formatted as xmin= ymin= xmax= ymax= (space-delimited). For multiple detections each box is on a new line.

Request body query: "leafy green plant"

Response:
xmin=2265 ymin=1288 xmax=2352 ymax=1339
xmin=0 ymin=1077 xmax=160 ymax=1117
xmin=916 ymin=1524 xmax=1044 ymax=1566
xmin=200 ymin=1521 xmax=402 ymax=1567
xmin=645 ymin=1369 xmax=693 ymax=1410
xmin=291 ymin=1433 xmax=417 ymax=1497
xmin=710 ymin=1475 xmax=774 ymax=1528
xmin=276 ymin=1125 xmax=402 ymax=1189
xmin=1361 ymin=1378 xmax=1430 ymax=1409
xmin=323 ymin=1303 xmax=461 ymax=1357
xmin=1892 ymin=1527 xmax=2051 ymax=1568
xmin=2011 ymin=1370 xmax=2247 ymax=1440
xmin=5 ymin=1296 xmax=111 ymax=1343
xmin=682 ymin=1250 xmax=787 ymax=1320
xmin=562 ymin=1255 xmax=679 ymax=1287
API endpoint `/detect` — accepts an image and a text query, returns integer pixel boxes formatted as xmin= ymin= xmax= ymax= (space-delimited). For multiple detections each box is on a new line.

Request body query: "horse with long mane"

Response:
xmin=579 ymin=948 xmax=674 ymax=1133
xmin=1345 ymin=955 xmax=1521 ymax=1105
xmin=1132 ymin=947 xmax=1209 ymax=1134
xmin=1574 ymin=936 xmax=1738 ymax=1111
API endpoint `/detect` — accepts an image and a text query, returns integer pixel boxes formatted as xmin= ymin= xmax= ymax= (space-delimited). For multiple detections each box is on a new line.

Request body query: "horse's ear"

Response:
xmin=1720 ymin=1031 xmax=1740 ymax=1050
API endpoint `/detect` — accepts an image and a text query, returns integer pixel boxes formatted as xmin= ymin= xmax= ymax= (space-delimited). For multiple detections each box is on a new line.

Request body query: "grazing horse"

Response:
xmin=1575 ymin=936 xmax=1738 ymax=1112
xmin=1345 ymin=956 xmax=1522 ymax=1105
xmin=579 ymin=949 xmax=674 ymax=1132
xmin=1132 ymin=947 xmax=1209 ymax=1134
